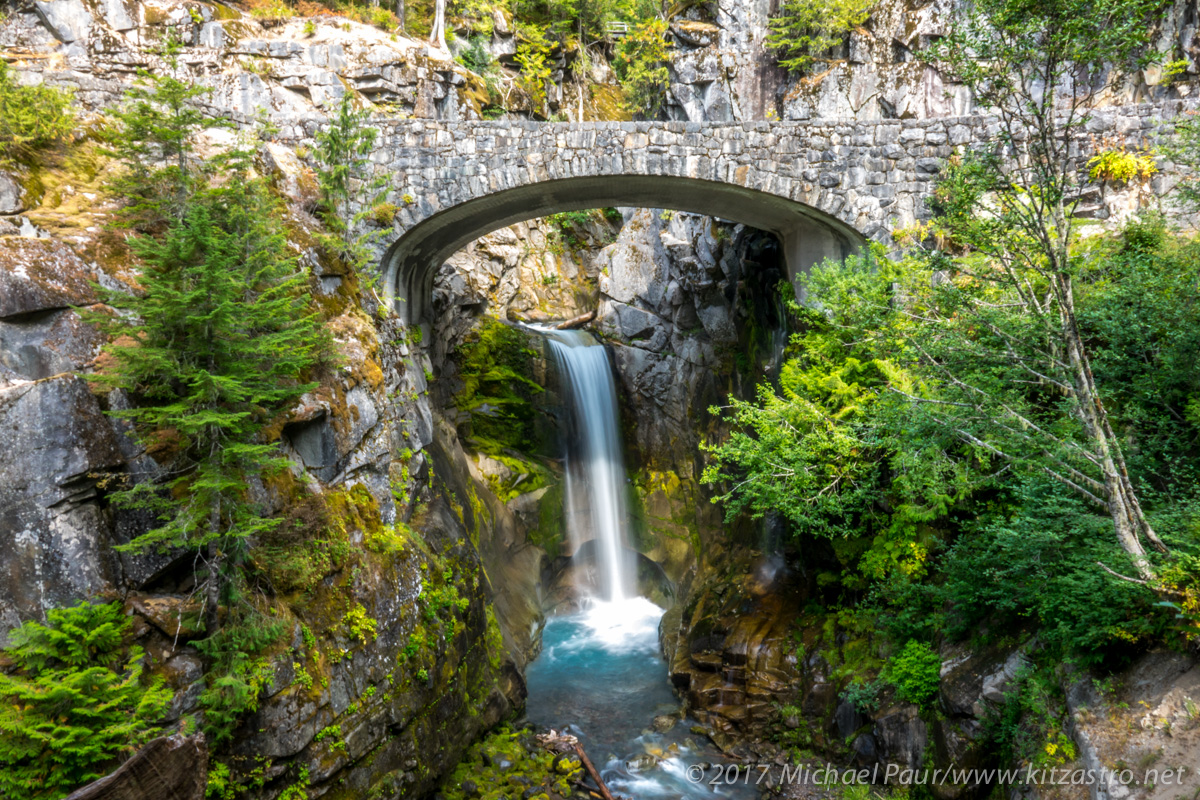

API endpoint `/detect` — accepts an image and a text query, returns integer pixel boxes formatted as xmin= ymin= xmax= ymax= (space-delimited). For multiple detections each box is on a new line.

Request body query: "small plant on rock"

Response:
xmin=842 ymin=677 xmax=883 ymax=713
xmin=887 ymin=640 xmax=941 ymax=706
xmin=1088 ymin=146 xmax=1157 ymax=184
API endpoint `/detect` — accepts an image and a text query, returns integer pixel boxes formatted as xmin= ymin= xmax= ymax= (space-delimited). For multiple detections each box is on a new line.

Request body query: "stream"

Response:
xmin=524 ymin=328 xmax=760 ymax=800
xmin=526 ymin=598 xmax=760 ymax=800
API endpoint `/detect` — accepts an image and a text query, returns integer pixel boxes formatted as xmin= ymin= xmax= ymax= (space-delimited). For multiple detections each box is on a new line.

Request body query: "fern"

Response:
xmin=0 ymin=602 xmax=172 ymax=800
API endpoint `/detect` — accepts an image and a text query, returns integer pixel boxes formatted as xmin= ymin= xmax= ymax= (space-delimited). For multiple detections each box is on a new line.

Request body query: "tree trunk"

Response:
xmin=1055 ymin=272 xmax=1163 ymax=580
xmin=204 ymin=502 xmax=222 ymax=636
xmin=397 ymin=0 xmax=405 ymax=31
xmin=429 ymin=0 xmax=447 ymax=50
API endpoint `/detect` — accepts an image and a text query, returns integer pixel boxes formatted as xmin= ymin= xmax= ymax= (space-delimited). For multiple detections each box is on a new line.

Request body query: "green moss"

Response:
xmin=252 ymin=484 xmax=389 ymax=596
xmin=528 ymin=481 xmax=565 ymax=555
xmin=438 ymin=727 xmax=582 ymax=800
xmin=452 ymin=319 xmax=546 ymax=456
xmin=474 ymin=441 xmax=554 ymax=501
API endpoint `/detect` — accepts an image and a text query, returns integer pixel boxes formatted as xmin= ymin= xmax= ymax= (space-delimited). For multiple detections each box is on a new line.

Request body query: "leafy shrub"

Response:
xmin=0 ymin=602 xmax=172 ymax=800
xmin=937 ymin=480 xmax=1166 ymax=664
xmin=343 ymin=604 xmax=379 ymax=645
xmin=515 ymin=23 xmax=554 ymax=114
xmin=887 ymin=640 xmax=941 ymax=706
xmin=456 ymin=35 xmax=494 ymax=73
xmin=0 ymin=61 xmax=74 ymax=163
xmin=1088 ymin=146 xmax=1157 ymax=183
xmin=370 ymin=201 xmax=400 ymax=226
xmin=766 ymin=0 xmax=874 ymax=74
xmin=984 ymin=666 xmax=1077 ymax=770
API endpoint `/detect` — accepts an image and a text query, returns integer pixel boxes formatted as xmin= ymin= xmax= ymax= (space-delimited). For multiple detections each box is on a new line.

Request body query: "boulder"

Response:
xmin=0 ymin=309 xmax=105 ymax=382
xmin=33 ymin=0 xmax=93 ymax=42
xmin=598 ymin=300 xmax=670 ymax=349
xmin=0 ymin=172 xmax=24 ymax=215
xmin=0 ymin=238 xmax=98 ymax=319
xmin=938 ymin=640 xmax=1027 ymax=717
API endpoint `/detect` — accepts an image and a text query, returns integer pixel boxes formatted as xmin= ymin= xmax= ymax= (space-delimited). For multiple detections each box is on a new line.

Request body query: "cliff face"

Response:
xmin=667 ymin=0 xmax=1200 ymax=123
xmin=0 ymin=4 xmax=552 ymax=797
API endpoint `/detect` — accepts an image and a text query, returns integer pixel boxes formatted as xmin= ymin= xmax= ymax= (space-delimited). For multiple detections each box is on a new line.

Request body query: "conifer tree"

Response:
xmin=313 ymin=91 xmax=388 ymax=275
xmin=103 ymin=34 xmax=211 ymax=225
xmin=95 ymin=73 xmax=326 ymax=641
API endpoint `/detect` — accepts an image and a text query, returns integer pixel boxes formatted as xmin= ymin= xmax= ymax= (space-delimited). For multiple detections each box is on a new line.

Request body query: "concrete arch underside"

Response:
xmin=381 ymin=175 xmax=865 ymax=327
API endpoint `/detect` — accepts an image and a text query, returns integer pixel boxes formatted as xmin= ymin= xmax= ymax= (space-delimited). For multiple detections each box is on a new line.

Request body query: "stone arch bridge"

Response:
xmin=357 ymin=103 xmax=1182 ymax=326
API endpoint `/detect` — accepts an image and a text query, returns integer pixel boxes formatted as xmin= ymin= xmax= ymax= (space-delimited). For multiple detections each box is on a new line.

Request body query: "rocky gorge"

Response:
xmin=2 ymin=0 xmax=1200 ymax=799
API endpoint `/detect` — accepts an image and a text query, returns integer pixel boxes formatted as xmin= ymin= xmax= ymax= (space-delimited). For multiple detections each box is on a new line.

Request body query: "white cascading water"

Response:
xmin=526 ymin=326 xmax=756 ymax=800
xmin=541 ymin=328 xmax=635 ymax=603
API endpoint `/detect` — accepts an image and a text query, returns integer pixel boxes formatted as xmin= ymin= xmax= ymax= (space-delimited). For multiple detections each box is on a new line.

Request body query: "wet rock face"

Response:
xmin=595 ymin=208 xmax=784 ymax=474
xmin=429 ymin=216 xmax=612 ymax=379
xmin=661 ymin=551 xmax=805 ymax=750
xmin=0 ymin=375 xmax=125 ymax=641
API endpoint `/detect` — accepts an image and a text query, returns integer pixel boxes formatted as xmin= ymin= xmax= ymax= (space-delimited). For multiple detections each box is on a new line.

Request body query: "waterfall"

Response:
xmin=541 ymin=329 xmax=635 ymax=603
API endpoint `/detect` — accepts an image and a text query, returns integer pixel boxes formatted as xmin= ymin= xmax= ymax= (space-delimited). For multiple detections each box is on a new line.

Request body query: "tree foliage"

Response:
xmin=766 ymin=0 xmax=873 ymax=74
xmin=93 ymin=65 xmax=328 ymax=743
xmin=613 ymin=18 xmax=671 ymax=118
xmin=0 ymin=61 xmax=75 ymax=164
xmin=312 ymin=92 xmax=387 ymax=273
xmin=0 ymin=603 xmax=172 ymax=800
xmin=102 ymin=37 xmax=211 ymax=225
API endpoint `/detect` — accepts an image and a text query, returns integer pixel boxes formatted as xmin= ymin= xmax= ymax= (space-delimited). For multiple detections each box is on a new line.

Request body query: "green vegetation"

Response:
xmin=886 ymin=640 xmax=941 ymax=706
xmin=985 ymin=666 xmax=1078 ymax=770
xmin=766 ymin=0 xmax=874 ymax=74
xmin=313 ymin=92 xmax=388 ymax=275
xmin=344 ymin=603 xmax=380 ymax=645
xmin=613 ymin=18 xmax=671 ymax=117
xmin=440 ymin=726 xmax=583 ymax=799
xmin=1088 ymin=145 xmax=1158 ymax=183
xmin=704 ymin=0 xmax=1199 ymax=688
xmin=446 ymin=0 xmax=665 ymax=118
xmin=841 ymin=677 xmax=882 ymax=713
xmin=452 ymin=318 xmax=554 ymax=498
xmin=514 ymin=22 xmax=556 ymax=113
xmin=0 ymin=603 xmax=172 ymax=800
xmin=0 ymin=61 xmax=74 ymax=164
xmin=90 ymin=56 xmax=330 ymax=750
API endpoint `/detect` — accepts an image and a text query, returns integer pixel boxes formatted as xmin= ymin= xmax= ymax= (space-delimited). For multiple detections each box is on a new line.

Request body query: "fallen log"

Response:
xmin=555 ymin=311 xmax=596 ymax=330
xmin=572 ymin=742 xmax=616 ymax=800
xmin=64 ymin=735 xmax=207 ymax=800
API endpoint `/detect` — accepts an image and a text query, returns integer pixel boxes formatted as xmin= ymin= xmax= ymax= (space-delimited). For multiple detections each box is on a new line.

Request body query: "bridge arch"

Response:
xmin=363 ymin=107 xmax=1183 ymax=326
xmin=381 ymin=174 xmax=864 ymax=326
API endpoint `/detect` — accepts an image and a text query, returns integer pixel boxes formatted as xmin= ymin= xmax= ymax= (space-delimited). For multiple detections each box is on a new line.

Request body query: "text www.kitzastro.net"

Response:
xmin=684 ymin=762 xmax=1191 ymax=788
